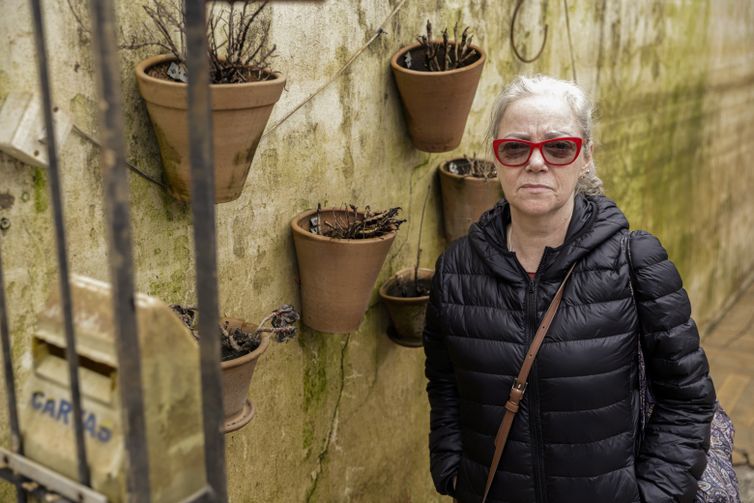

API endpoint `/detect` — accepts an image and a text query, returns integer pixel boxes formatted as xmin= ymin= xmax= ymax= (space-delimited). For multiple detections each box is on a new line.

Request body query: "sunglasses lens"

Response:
xmin=496 ymin=141 xmax=530 ymax=165
xmin=543 ymin=139 xmax=579 ymax=164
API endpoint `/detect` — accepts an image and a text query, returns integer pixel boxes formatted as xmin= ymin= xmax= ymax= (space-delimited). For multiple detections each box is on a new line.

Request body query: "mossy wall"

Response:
xmin=1 ymin=0 xmax=753 ymax=501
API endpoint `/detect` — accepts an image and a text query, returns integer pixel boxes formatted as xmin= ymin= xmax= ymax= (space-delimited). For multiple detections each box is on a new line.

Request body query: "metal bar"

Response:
xmin=85 ymin=0 xmax=151 ymax=501
xmin=184 ymin=0 xmax=227 ymax=501
xmin=0 ymin=244 xmax=26 ymax=503
xmin=28 ymin=0 xmax=90 ymax=487
xmin=0 ymin=448 xmax=108 ymax=503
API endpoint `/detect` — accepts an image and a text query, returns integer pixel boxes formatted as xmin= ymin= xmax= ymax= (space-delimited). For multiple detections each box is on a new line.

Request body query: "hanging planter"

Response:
xmin=390 ymin=21 xmax=485 ymax=152
xmin=219 ymin=318 xmax=268 ymax=433
xmin=171 ymin=304 xmax=299 ymax=433
xmin=136 ymin=56 xmax=285 ymax=203
xmin=291 ymin=206 xmax=405 ymax=333
xmin=439 ymin=156 xmax=502 ymax=241
xmin=132 ymin=1 xmax=284 ymax=203
xmin=379 ymin=267 xmax=434 ymax=347
xmin=379 ymin=183 xmax=434 ymax=347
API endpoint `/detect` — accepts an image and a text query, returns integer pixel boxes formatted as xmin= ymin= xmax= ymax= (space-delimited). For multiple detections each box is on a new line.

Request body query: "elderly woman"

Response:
xmin=423 ymin=75 xmax=716 ymax=503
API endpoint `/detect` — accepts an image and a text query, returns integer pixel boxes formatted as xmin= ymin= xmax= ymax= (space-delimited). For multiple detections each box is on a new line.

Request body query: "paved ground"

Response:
xmin=703 ymin=279 xmax=754 ymax=502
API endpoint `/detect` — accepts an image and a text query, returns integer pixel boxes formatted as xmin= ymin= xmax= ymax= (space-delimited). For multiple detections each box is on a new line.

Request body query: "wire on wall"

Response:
xmin=510 ymin=0 xmax=548 ymax=63
xmin=562 ymin=0 xmax=578 ymax=83
xmin=72 ymin=124 xmax=167 ymax=190
xmin=261 ymin=0 xmax=407 ymax=139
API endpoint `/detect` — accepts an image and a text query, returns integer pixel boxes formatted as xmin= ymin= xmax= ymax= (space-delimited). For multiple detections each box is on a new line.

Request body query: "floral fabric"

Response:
xmin=639 ymin=349 xmax=741 ymax=503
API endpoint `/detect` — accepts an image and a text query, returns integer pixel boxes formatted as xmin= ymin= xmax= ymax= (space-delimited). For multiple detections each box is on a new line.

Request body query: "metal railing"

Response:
xmin=0 ymin=0 xmax=227 ymax=501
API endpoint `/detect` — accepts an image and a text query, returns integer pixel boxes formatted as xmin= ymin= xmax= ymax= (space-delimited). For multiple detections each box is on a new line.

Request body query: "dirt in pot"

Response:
xmin=446 ymin=156 xmax=497 ymax=179
xmin=146 ymin=60 xmax=275 ymax=84
xmin=171 ymin=304 xmax=299 ymax=361
xmin=309 ymin=204 xmax=405 ymax=239
xmin=388 ymin=276 xmax=432 ymax=298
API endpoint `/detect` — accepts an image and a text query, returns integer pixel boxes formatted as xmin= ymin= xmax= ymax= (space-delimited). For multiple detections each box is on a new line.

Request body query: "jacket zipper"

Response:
xmin=527 ymin=278 xmax=548 ymax=503
xmin=520 ymin=250 xmax=549 ymax=503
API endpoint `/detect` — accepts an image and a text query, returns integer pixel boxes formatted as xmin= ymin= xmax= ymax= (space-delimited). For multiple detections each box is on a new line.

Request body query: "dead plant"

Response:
xmin=124 ymin=0 xmax=277 ymax=84
xmin=447 ymin=155 xmax=497 ymax=179
xmin=309 ymin=203 xmax=406 ymax=240
xmin=171 ymin=303 xmax=299 ymax=361
xmin=410 ymin=20 xmax=478 ymax=72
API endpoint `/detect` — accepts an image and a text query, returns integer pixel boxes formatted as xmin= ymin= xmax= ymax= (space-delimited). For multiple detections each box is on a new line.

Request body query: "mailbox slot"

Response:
xmin=32 ymin=337 xmax=116 ymax=406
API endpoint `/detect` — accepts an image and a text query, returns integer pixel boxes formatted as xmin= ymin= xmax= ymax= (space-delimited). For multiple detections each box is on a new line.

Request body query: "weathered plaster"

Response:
xmin=1 ymin=0 xmax=753 ymax=501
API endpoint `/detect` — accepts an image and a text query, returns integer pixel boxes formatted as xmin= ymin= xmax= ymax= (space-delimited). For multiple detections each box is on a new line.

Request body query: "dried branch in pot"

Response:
xmin=411 ymin=20 xmax=479 ymax=72
xmin=447 ymin=155 xmax=497 ymax=179
xmin=125 ymin=0 xmax=277 ymax=84
xmin=309 ymin=203 xmax=406 ymax=240
xmin=254 ymin=304 xmax=299 ymax=343
xmin=170 ymin=303 xmax=299 ymax=361
xmin=220 ymin=320 xmax=262 ymax=360
xmin=171 ymin=303 xmax=198 ymax=335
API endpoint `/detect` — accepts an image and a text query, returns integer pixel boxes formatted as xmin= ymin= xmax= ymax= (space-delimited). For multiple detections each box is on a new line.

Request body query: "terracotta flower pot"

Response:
xmin=379 ymin=268 xmax=434 ymax=347
xmin=135 ymin=54 xmax=286 ymax=203
xmin=390 ymin=42 xmax=485 ymax=152
xmin=291 ymin=208 xmax=398 ymax=333
xmin=438 ymin=159 xmax=502 ymax=241
xmin=220 ymin=319 xmax=270 ymax=433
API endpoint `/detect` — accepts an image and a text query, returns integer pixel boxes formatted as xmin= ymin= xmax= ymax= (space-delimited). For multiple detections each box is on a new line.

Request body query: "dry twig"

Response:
xmin=170 ymin=303 xmax=299 ymax=361
xmin=412 ymin=183 xmax=432 ymax=294
xmin=447 ymin=155 xmax=497 ymax=179
xmin=311 ymin=204 xmax=405 ymax=240
xmin=414 ymin=20 xmax=478 ymax=72
xmin=123 ymin=0 xmax=277 ymax=84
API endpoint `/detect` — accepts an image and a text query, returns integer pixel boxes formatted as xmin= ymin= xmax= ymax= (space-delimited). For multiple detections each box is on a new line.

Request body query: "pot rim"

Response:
xmin=221 ymin=331 xmax=270 ymax=369
xmin=439 ymin=158 xmax=499 ymax=183
xmin=390 ymin=42 xmax=486 ymax=77
xmin=135 ymin=54 xmax=286 ymax=89
xmin=291 ymin=208 xmax=399 ymax=245
xmin=379 ymin=267 xmax=434 ymax=303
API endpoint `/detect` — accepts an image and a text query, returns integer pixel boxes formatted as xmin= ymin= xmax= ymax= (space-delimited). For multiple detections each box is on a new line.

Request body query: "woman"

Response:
xmin=423 ymin=75 xmax=715 ymax=503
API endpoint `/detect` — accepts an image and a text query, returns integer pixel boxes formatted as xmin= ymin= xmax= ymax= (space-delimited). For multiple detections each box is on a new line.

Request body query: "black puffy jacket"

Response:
xmin=423 ymin=195 xmax=716 ymax=503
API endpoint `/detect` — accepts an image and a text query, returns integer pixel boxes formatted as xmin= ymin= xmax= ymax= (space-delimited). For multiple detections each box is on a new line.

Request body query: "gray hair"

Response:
xmin=486 ymin=74 xmax=604 ymax=197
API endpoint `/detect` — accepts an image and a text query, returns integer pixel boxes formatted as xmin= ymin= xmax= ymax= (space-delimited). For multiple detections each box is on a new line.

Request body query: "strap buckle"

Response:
xmin=511 ymin=378 xmax=527 ymax=394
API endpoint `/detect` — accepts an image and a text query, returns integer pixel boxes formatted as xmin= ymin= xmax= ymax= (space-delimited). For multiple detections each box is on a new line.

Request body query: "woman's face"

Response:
xmin=494 ymin=93 xmax=591 ymax=218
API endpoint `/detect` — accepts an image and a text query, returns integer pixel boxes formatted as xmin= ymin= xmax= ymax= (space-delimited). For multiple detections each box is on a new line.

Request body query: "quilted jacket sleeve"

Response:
xmin=423 ymin=253 xmax=462 ymax=496
xmin=630 ymin=231 xmax=716 ymax=503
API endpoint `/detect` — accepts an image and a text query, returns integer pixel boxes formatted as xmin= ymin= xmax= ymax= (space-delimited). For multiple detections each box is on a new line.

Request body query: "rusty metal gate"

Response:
xmin=0 ymin=0 xmax=228 ymax=501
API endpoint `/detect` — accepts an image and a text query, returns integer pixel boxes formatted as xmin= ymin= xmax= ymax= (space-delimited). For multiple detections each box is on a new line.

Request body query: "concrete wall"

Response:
xmin=1 ymin=0 xmax=753 ymax=501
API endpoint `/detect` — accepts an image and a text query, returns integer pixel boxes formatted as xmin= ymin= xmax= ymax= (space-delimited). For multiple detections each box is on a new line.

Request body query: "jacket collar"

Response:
xmin=467 ymin=194 xmax=628 ymax=283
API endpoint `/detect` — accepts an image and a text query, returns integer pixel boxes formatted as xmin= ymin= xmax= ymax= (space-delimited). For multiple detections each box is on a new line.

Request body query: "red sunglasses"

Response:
xmin=492 ymin=137 xmax=584 ymax=167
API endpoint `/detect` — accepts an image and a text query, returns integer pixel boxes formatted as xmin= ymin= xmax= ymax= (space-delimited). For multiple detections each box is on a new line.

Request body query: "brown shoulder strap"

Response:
xmin=481 ymin=264 xmax=576 ymax=503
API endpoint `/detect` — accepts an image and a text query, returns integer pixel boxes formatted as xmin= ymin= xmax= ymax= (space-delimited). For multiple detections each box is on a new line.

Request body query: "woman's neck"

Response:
xmin=507 ymin=197 xmax=575 ymax=274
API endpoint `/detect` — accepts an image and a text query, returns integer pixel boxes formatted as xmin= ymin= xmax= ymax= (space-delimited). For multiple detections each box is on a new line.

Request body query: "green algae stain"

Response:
xmin=152 ymin=122 xmax=182 ymax=178
xmin=302 ymin=423 xmax=315 ymax=455
xmin=298 ymin=329 xmax=331 ymax=455
xmin=596 ymin=1 xmax=712 ymax=289
xmin=69 ymin=93 xmax=97 ymax=132
xmin=233 ymin=137 xmax=262 ymax=167
xmin=336 ymin=45 xmax=356 ymax=184
xmin=0 ymin=70 xmax=11 ymax=99
xmin=300 ymin=333 xmax=328 ymax=412
xmin=148 ymin=269 xmax=190 ymax=305
xmin=232 ymin=216 xmax=247 ymax=259
xmin=173 ymin=234 xmax=191 ymax=261
xmin=32 ymin=166 xmax=48 ymax=214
